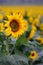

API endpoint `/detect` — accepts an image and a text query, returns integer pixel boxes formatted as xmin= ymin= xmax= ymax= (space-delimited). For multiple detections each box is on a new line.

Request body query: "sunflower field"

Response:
xmin=0 ymin=6 xmax=43 ymax=65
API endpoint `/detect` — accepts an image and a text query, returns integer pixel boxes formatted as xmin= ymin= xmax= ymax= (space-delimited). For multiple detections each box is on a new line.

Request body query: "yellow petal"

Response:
xmin=5 ymin=28 xmax=11 ymax=36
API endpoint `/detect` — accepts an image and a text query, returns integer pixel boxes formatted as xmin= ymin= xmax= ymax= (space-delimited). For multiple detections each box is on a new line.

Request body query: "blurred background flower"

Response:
xmin=29 ymin=50 xmax=38 ymax=60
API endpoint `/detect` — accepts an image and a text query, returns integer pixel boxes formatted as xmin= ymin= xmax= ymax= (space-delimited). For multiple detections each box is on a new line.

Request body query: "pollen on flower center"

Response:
xmin=10 ymin=19 xmax=19 ymax=32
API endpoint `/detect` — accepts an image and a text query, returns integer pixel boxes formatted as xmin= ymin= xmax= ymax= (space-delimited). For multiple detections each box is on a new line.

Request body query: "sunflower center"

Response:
xmin=10 ymin=19 xmax=19 ymax=32
xmin=31 ymin=53 xmax=35 ymax=56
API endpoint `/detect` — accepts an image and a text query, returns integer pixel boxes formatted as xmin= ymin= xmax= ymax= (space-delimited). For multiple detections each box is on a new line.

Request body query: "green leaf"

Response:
xmin=25 ymin=24 xmax=32 ymax=38
xmin=16 ymin=35 xmax=28 ymax=46
xmin=0 ymin=32 xmax=6 ymax=42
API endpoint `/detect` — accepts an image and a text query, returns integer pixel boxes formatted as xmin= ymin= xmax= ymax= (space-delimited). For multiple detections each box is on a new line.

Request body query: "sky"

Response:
xmin=0 ymin=0 xmax=43 ymax=5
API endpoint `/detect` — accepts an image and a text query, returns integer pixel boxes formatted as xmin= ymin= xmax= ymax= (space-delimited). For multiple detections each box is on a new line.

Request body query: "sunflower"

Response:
xmin=4 ymin=13 xmax=28 ymax=38
xmin=40 ymin=23 xmax=43 ymax=31
xmin=0 ymin=23 xmax=4 ymax=32
xmin=36 ymin=36 xmax=43 ymax=44
xmin=32 ymin=15 xmax=40 ymax=27
xmin=28 ymin=25 xmax=36 ymax=40
xmin=30 ymin=51 xmax=38 ymax=60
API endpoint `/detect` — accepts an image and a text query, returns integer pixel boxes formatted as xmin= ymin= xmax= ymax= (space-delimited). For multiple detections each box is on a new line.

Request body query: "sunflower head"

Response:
xmin=4 ymin=13 xmax=28 ymax=39
xmin=29 ymin=51 xmax=38 ymax=60
xmin=36 ymin=36 xmax=43 ymax=44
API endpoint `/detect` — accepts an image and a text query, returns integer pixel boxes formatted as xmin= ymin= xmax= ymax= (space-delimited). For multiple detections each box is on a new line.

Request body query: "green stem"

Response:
xmin=10 ymin=45 xmax=15 ymax=54
xmin=6 ymin=41 xmax=9 ymax=55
